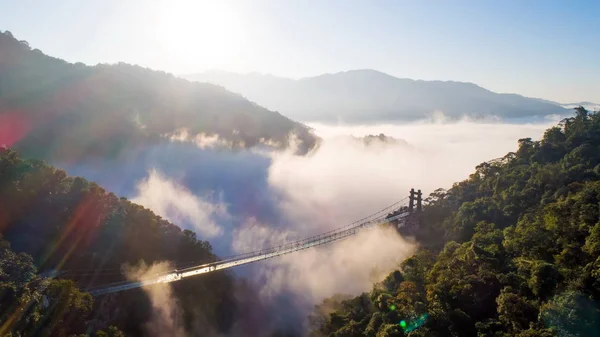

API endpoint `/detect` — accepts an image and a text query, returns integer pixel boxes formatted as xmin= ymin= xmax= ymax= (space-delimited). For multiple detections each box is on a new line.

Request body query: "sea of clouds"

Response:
xmin=61 ymin=114 xmax=559 ymax=336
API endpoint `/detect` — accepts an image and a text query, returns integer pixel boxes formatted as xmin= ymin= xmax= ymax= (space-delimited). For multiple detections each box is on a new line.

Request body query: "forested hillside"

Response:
xmin=0 ymin=148 xmax=239 ymax=336
xmin=0 ymin=233 xmax=106 ymax=336
xmin=309 ymin=107 xmax=600 ymax=337
xmin=0 ymin=30 xmax=317 ymax=161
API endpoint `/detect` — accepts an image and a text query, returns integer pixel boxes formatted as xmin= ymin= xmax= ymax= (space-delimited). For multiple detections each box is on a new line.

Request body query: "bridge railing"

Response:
xmin=89 ymin=208 xmax=412 ymax=296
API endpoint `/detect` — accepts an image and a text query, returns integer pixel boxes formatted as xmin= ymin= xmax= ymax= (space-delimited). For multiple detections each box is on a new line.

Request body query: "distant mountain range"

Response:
xmin=0 ymin=31 xmax=317 ymax=161
xmin=185 ymin=70 xmax=575 ymax=124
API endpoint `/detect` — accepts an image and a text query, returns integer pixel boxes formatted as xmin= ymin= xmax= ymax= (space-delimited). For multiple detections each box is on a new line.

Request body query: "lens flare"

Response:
xmin=399 ymin=313 xmax=429 ymax=332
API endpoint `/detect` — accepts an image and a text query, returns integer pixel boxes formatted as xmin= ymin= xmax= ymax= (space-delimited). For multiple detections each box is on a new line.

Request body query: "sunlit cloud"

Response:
xmin=63 ymin=113 xmax=560 ymax=336
xmin=270 ymin=116 xmax=556 ymax=224
xmin=124 ymin=261 xmax=185 ymax=337
xmin=166 ymin=128 xmax=235 ymax=149
xmin=232 ymin=220 xmax=416 ymax=301
xmin=226 ymin=115 xmax=555 ymax=332
xmin=131 ymin=169 xmax=225 ymax=238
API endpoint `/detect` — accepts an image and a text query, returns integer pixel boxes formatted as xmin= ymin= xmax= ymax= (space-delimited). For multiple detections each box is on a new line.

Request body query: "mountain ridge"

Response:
xmin=185 ymin=69 xmax=569 ymax=124
xmin=0 ymin=30 xmax=318 ymax=162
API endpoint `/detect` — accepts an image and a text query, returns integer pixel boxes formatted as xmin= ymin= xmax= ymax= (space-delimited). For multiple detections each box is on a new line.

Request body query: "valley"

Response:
xmin=1 ymin=3 xmax=599 ymax=334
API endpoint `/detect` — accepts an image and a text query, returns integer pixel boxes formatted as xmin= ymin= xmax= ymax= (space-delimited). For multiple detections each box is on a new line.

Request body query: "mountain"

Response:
xmin=0 ymin=31 xmax=317 ymax=162
xmin=185 ymin=69 xmax=568 ymax=123
xmin=309 ymin=107 xmax=600 ymax=336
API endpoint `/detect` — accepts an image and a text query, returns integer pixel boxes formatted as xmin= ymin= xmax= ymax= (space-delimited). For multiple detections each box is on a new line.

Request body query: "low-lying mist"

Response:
xmin=124 ymin=261 xmax=185 ymax=337
xmin=57 ymin=116 xmax=556 ymax=336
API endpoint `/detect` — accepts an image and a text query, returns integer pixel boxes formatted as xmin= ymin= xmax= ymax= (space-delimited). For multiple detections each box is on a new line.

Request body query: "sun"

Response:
xmin=154 ymin=0 xmax=245 ymax=70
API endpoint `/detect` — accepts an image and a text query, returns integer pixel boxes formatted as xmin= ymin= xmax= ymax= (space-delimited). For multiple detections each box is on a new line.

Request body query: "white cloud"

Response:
xmin=126 ymin=115 xmax=559 ymax=335
xmin=561 ymin=103 xmax=599 ymax=111
xmin=231 ymin=218 xmax=416 ymax=304
xmin=266 ymin=118 xmax=554 ymax=229
xmin=131 ymin=169 xmax=225 ymax=238
xmin=231 ymin=217 xmax=296 ymax=254
xmin=227 ymin=117 xmax=556 ymax=327
xmin=124 ymin=261 xmax=185 ymax=337
xmin=166 ymin=128 xmax=236 ymax=149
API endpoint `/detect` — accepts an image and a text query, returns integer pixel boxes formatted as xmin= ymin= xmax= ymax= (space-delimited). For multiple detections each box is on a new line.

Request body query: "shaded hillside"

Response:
xmin=0 ymin=148 xmax=239 ymax=336
xmin=186 ymin=70 xmax=568 ymax=123
xmin=309 ymin=107 xmax=600 ymax=337
xmin=0 ymin=232 xmax=122 ymax=336
xmin=0 ymin=31 xmax=317 ymax=161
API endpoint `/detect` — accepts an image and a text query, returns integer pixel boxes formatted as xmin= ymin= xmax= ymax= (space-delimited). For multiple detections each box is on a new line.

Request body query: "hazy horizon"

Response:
xmin=185 ymin=68 xmax=598 ymax=105
xmin=2 ymin=0 xmax=599 ymax=103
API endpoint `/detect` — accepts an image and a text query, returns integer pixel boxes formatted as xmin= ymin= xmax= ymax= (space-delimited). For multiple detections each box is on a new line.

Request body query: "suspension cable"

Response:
xmin=87 ymin=197 xmax=411 ymax=296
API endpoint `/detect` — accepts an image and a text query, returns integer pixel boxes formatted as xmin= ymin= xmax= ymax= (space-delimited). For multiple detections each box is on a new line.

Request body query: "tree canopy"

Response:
xmin=0 ymin=149 xmax=239 ymax=335
xmin=310 ymin=107 xmax=600 ymax=337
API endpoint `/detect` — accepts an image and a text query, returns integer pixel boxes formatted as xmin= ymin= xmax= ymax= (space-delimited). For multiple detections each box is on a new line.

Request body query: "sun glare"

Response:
xmin=154 ymin=0 xmax=245 ymax=70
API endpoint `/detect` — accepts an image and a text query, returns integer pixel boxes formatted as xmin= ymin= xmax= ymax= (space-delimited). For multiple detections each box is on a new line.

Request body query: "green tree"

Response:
xmin=311 ymin=108 xmax=600 ymax=337
xmin=539 ymin=292 xmax=600 ymax=336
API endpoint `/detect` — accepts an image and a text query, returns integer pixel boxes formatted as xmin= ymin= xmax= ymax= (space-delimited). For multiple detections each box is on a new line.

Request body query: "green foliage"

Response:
xmin=539 ymin=292 xmax=600 ymax=336
xmin=310 ymin=107 xmax=600 ymax=337
xmin=0 ymin=234 xmax=96 ymax=336
xmin=364 ymin=312 xmax=383 ymax=337
xmin=528 ymin=261 xmax=561 ymax=300
xmin=0 ymin=150 xmax=238 ymax=335
xmin=376 ymin=324 xmax=404 ymax=337
xmin=496 ymin=288 xmax=538 ymax=332
xmin=95 ymin=326 xmax=127 ymax=337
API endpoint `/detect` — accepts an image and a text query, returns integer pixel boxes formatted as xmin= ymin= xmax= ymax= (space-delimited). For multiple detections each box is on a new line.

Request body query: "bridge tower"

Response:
xmin=408 ymin=188 xmax=423 ymax=213
xmin=386 ymin=188 xmax=423 ymax=231
xmin=394 ymin=188 xmax=422 ymax=234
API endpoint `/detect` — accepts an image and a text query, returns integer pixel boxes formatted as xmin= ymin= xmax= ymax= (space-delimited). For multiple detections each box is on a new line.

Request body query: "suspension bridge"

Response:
xmin=86 ymin=189 xmax=423 ymax=297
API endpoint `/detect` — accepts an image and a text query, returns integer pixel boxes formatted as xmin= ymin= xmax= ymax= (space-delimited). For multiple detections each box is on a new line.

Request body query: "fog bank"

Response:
xmin=58 ymin=117 xmax=556 ymax=336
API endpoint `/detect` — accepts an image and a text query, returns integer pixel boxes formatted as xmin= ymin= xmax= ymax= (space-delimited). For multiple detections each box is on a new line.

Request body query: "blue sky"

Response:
xmin=1 ymin=0 xmax=598 ymax=103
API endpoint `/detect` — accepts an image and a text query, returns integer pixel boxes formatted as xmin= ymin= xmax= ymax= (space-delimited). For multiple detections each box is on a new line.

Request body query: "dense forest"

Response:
xmin=0 ymin=148 xmax=241 ymax=336
xmin=309 ymin=107 xmax=600 ymax=337
xmin=0 ymin=30 xmax=317 ymax=162
xmin=0 ymin=232 xmax=103 ymax=336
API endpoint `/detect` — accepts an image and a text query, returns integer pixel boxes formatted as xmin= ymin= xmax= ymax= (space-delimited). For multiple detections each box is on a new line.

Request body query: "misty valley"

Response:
xmin=1 ymin=6 xmax=600 ymax=336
